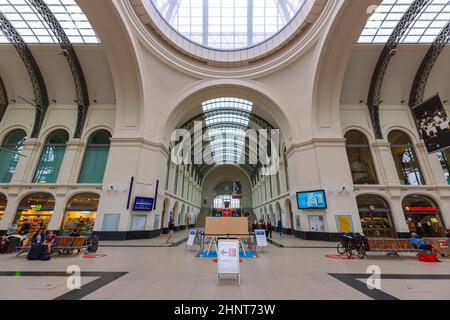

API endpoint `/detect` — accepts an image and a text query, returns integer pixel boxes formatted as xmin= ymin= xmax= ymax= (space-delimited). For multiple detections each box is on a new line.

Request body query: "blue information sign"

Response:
xmin=133 ymin=197 xmax=154 ymax=211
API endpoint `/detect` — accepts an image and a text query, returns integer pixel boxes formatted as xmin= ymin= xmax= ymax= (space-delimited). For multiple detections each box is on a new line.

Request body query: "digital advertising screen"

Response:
xmin=296 ymin=190 xmax=327 ymax=209
xmin=412 ymin=94 xmax=450 ymax=153
xmin=133 ymin=197 xmax=154 ymax=211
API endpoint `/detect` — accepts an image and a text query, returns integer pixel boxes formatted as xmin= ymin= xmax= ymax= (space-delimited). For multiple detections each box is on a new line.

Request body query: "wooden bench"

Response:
xmin=366 ymin=238 xmax=424 ymax=256
xmin=16 ymin=236 xmax=88 ymax=256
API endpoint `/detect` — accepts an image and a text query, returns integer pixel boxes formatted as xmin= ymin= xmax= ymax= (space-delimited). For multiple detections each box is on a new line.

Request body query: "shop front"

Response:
xmin=403 ymin=195 xmax=446 ymax=237
xmin=0 ymin=193 xmax=6 ymax=221
xmin=357 ymin=195 xmax=396 ymax=238
xmin=14 ymin=193 xmax=55 ymax=233
xmin=61 ymin=193 xmax=99 ymax=236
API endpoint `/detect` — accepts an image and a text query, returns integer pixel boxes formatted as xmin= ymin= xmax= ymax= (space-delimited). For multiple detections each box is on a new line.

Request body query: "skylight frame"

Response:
xmin=0 ymin=0 xmax=100 ymax=44
xmin=150 ymin=0 xmax=307 ymax=51
xmin=358 ymin=0 xmax=450 ymax=44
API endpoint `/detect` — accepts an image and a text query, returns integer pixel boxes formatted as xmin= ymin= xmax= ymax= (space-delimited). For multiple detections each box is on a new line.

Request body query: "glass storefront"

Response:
xmin=61 ymin=193 xmax=99 ymax=236
xmin=0 ymin=193 xmax=6 ymax=221
xmin=357 ymin=195 xmax=396 ymax=238
xmin=403 ymin=195 xmax=446 ymax=237
xmin=14 ymin=193 xmax=55 ymax=234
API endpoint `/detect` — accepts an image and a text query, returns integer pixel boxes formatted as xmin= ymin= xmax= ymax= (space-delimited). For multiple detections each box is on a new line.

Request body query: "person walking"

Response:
xmin=267 ymin=219 xmax=273 ymax=239
xmin=166 ymin=218 xmax=175 ymax=244
xmin=277 ymin=220 xmax=283 ymax=237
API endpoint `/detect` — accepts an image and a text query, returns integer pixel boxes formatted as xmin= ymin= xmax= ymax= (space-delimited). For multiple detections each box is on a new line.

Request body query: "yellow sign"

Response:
xmin=338 ymin=216 xmax=352 ymax=233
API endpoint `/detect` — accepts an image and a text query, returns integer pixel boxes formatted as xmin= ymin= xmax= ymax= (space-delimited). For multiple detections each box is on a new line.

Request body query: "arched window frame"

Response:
xmin=78 ymin=129 xmax=111 ymax=184
xmin=0 ymin=129 xmax=27 ymax=183
xmin=33 ymin=129 xmax=69 ymax=184
xmin=388 ymin=130 xmax=425 ymax=186
xmin=344 ymin=130 xmax=379 ymax=185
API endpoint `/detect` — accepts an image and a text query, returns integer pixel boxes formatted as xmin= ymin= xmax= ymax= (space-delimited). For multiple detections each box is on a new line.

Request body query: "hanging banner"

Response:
xmin=412 ymin=94 xmax=450 ymax=153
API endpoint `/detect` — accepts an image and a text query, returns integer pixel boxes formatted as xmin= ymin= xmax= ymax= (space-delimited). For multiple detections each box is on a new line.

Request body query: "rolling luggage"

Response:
xmin=27 ymin=244 xmax=45 ymax=261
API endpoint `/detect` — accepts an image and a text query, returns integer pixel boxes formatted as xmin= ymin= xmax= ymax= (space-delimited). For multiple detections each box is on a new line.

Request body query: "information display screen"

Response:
xmin=133 ymin=197 xmax=154 ymax=211
xmin=296 ymin=190 xmax=327 ymax=209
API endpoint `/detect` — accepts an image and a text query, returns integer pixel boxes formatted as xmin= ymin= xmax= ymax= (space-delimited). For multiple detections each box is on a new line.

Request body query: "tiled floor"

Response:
xmin=0 ymin=235 xmax=449 ymax=300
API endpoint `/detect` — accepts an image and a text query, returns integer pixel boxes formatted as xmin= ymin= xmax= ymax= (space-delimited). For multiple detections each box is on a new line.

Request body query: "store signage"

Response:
xmin=404 ymin=207 xmax=439 ymax=212
xmin=255 ymin=229 xmax=268 ymax=247
xmin=32 ymin=204 xmax=43 ymax=211
xmin=217 ymin=240 xmax=240 ymax=275
xmin=187 ymin=229 xmax=197 ymax=247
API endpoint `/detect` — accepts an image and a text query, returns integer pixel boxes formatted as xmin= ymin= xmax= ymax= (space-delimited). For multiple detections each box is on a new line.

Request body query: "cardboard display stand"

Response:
xmin=217 ymin=239 xmax=240 ymax=285
xmin=205 ymin=217 xmax=249 ymax=255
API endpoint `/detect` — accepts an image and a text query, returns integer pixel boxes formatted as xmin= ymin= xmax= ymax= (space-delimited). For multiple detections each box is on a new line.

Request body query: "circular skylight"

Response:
xmin=150 ymin=0 xmax=306 ymax=50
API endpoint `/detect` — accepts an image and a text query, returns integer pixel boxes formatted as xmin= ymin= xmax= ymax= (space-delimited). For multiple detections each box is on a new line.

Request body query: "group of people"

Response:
xmin=1 ymin=218 xmax=83 ymax=255
xmin=250 ymin=219 xmax=283 ymax=238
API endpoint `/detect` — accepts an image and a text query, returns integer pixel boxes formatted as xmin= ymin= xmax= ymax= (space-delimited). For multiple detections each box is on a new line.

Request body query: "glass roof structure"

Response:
xmin=359 ymin=0 xmax=450 ymax=44
xmin=150 ymin=0 xmax=306 ymax=50
xmin=0 ymin=0 xmax=100 ymax=44
xmin=202 ymin=97 xmax=253 ymax=165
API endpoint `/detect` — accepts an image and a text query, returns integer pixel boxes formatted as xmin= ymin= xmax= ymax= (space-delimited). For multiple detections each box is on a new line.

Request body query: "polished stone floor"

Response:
xmin=0 ymin=233 xmax=449 ymax=300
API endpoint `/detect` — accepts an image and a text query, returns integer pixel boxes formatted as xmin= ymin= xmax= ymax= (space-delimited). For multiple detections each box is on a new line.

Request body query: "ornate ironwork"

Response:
xmin=29 ymin=0 xmax=90 ymax=139
xmin=0 ymin=77 xmax=8 ymax=122
xmin=0 ymin=12 xmax=49 ymax=138
xmin=367 ymin=0 xmax=431 ymax=139
xmin=409 ymin=21 xmax=450 ymax=108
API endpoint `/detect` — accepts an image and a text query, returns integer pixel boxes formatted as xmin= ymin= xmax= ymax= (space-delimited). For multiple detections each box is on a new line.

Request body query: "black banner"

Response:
xmin=412 ymin=94 xmax=450 ymax=153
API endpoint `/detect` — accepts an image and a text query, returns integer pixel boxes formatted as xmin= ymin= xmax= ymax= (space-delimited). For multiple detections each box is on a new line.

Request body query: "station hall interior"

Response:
xmin=0 ymin=0 xmax=450 ymax=301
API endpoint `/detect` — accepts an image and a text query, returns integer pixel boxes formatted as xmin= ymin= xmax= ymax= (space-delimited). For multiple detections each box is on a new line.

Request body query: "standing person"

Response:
xmin=261 ymin=220 xmax=267 ymax=237
xmin=277 ymin=220 xmax=283 ymax=237
xmin=166 ymin=218 xmax=175 ymax=244
xmin=267 ymin=219 xmax=273 ymax=238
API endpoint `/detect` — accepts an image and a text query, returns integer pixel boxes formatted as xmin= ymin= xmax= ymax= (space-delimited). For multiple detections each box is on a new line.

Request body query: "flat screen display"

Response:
xmin=133 ymin=197 xmax=154 ymax=211
xmin=296 ymin=190 xmax=327 ymax=209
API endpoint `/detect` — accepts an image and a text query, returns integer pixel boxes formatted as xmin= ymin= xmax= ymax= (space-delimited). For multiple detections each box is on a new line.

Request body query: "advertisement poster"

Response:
xmin=232 ymin=181 xmax=242 ymax=199
xmin=336 ymin=215 xmax=353 ymax=233
xmin=255 ymin=229 xmax=268 ymax=247
xmin=412 ymin=94 xmax=450 ymax=153
xmin=217 ymin=240 xmax=240 ymax=274
xmin=308 ymin=215 xmax=325 ymax=232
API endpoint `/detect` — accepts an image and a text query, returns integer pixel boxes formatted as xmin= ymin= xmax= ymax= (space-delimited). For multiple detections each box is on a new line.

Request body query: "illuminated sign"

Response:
xmin=404 ymin=207 xmax=439 ymax=212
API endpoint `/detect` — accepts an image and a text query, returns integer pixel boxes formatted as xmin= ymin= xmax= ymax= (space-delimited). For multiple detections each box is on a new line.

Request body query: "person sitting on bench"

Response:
xmin=44 ymin=230 xmax=58 ymax=253
xmin=409 ymin=232 xmax=443 ymax=260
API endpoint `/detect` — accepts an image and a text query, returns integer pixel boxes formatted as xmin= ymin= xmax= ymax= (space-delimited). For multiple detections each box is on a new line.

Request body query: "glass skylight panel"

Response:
xmin=151 ymin=0 xmax=306 ymax=50
xmin=0 ymin=0 xmax=100 ymax=44
xmin=358 ymin=0 xmax=450 ymax=44
xmin=202 ymin=97 xmax=253 ymax=164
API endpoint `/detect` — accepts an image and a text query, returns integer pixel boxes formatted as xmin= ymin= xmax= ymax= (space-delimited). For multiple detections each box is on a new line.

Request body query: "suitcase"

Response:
xmin=27 ymin=244 xmax=46 ymax=261
xmin=418 ymin=253 xmax=438 ymax=263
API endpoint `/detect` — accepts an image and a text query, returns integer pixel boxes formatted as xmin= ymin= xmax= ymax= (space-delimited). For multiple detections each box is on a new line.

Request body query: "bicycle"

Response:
xmin=337 ymin=233 xmax=367 ymax=259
